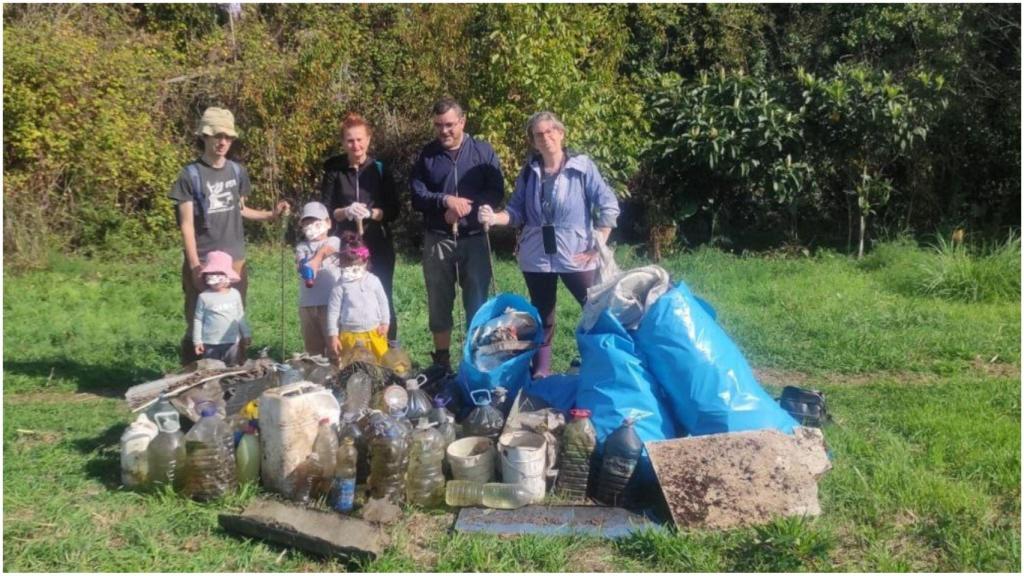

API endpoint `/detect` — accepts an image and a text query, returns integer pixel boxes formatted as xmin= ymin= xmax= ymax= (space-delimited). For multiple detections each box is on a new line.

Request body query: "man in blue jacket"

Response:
xmin=411 ymin=98 xmax=504 ymax=374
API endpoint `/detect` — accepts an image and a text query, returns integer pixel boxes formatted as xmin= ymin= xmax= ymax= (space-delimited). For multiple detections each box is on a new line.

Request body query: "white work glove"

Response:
xmin=478 ymin=204 xmax=494 ymax=226
xmin=345 ymin=202 xmax=371 ymax=221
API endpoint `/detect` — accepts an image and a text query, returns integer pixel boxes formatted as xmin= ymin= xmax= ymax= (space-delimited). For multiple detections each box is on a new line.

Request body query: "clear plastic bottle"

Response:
xmin=182 ymin=406 xmax=238 ymax=501
xmin=405 ymin=421 xmax=446 ymax=507
xmin=366 ymin=411 xmax=408 ymax=503
xmin=343 ymin=372 xmax=372 ymax=416
xmin=444 ymin=480 xmax=533 ymax=509
xmin=332 ymin=436 xmax=358 ymax=513
xmin=381 ymin=344 xmax=412 ymax=378
xmin=311 ymin=418 xmax=339 ymax=499
xmin=429 ymin=397 xmax=457 ymax=452
xmin=235 ymin=424 xmax=261 ymax=485
xmin=292 ymin=453 xmax=321 ymax=503
xmin=595 ymin=417 xmax=643 ymax=506
xmin=556 ymin=409 xmax=597 ymax=498
xmin=404 ymin=377 xmax=433 ymax=421
xmin=338 ymin=412 xmax=370 ymax=485
xmin=147 ymin=402 xmax=185 ymax=491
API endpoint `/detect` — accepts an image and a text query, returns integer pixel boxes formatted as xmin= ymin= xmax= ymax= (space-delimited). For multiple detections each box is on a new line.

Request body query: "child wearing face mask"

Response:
xmin=327 ymin=231 xmax=390 ymax=362
xmin=295 ymin=202 xmax=342 ymax=357
xmin=193 ymin=250 xmax=252 ymax=366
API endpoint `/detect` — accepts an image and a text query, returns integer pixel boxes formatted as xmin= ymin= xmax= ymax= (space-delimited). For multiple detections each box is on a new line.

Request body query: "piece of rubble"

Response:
xmin=646 ymin=427 xmax=831 ymax=530
xmin=218 ymin=499 xmax=387 ymax=559
xmin=361 ymin=497 xmax=402 ymax=525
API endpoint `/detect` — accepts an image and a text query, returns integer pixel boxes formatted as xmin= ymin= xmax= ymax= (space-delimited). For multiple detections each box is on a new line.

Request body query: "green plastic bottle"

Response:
xmin=235 ymin=424 xmax=260 ymax=485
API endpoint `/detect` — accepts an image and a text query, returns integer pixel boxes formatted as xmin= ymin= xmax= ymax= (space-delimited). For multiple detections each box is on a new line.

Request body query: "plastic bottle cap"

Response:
xmin=569 ymin=408 xmax=591 ymax=419
xmin=200 ymin=406 xmax=217 ymax=418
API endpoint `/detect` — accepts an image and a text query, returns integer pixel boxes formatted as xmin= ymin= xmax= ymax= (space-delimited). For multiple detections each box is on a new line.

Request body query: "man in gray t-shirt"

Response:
xmin=169 ymin=107 xmax=290 ymax=365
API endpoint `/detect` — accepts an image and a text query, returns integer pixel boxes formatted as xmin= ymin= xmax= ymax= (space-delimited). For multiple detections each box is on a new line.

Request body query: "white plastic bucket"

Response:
xmin=446 ymin=436 xmax=496 ymax=483
xmin=259 ymin=381 xmax=339 ymax=496
xmin=498 ymin=431 xmax=547 ymax=503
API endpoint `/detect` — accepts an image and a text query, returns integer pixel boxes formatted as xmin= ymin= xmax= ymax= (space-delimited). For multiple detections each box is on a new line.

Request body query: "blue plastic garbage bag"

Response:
xmin=634 ymin=282 xmax=798 ymax=436
xmin=576 ymin=309 xmax=677 ymax=486
xmin=520 ymin=374 xmax=579 ymax=414
xmin=457 ymin=293 xmax=544 ymax=405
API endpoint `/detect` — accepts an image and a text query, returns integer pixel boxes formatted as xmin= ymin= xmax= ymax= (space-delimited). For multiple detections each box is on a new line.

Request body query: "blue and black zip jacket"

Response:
xmin=410 ymin=133 xmax=505 ymax=236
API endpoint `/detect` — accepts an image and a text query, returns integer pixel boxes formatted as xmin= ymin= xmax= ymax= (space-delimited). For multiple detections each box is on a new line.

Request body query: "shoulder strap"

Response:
xmin=228 ymin=159 xmax=241 ymax=181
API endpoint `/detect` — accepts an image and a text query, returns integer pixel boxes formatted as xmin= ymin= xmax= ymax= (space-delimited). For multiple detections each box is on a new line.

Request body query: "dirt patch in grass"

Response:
xmin=397 ymin=510 xmax=453 ymax=569
xmin=567 ymin=542 xmax=618 ymax=572
xmin=4 ymin=389 xmax=121 ymax=405
xmin=970 ymin=357 xmax=1021 ymax=379
xmin=11 ymin=428 xmax=62 ymax=449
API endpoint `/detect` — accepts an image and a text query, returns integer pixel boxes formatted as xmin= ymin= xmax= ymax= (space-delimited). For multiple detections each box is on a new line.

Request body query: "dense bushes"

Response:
xmin=3 ymin=4 xmax=1019 ymax=264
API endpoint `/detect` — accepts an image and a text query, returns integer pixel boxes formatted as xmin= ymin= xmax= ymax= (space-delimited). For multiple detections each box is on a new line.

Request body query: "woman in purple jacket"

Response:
xmin=478 ymin=111 xmax=620 ymax=378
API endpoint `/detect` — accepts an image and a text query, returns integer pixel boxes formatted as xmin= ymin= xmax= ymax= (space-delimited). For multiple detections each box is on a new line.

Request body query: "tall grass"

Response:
xmin=917 ymin=231 xmax=1020 ymax=303
xmin=862 ymin=231 xmax=1020 ymax=304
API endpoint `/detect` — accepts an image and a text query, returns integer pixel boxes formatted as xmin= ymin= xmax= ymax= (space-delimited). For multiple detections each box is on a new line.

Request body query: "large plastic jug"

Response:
xmin=366 ymin=411 xmax=408 ymax=503
xmin=405 ymin=421 xmax=446 ymax=507
xmin=404 ymin=375 xmax=433 ymax=422
xmin=556 ymin=409 xmax=597 ymax=498
xmin=121 ymin=413 xmax=158 ymax=488
xmin=259 ymin=381 xmax=340 ymax=496
xmin=148 ymin=401 xmax=185 ymax=491
xmin=463 ymin=389 xmax=504 ymax=441
xmin=595 ymin=417 xmax=643 ymax=506
xmin=182 ymin=406 xmax=237 ymax=501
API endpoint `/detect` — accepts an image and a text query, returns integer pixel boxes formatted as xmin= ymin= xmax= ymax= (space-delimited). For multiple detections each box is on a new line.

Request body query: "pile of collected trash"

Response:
xmin=121 ymin=265 xmax=829 ymax=522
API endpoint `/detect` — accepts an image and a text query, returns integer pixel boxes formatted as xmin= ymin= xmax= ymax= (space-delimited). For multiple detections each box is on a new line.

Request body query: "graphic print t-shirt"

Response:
xmin=169 ymin=159 xmax=252 ymax=260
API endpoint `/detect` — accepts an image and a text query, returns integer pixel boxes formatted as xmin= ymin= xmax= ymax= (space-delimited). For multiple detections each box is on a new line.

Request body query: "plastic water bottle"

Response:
xmin=595 ymin=417 xmax=643 ymax=506
xmin=366 ymin=411 xmax=408 ymax=503
xmin=182 ymin=406 xmax=237 ymax=501
xmin=343 ymin=372 xmax=373 ymax=416
xmin=405 ymin=421 xmax=446 ymax=507
xmin=556 ymin=409 xmax=597 ymax=498
xmin=300 ymin=257 xmax=316 ymax=288
xmin=332 ymin=436 xmax=358 ymax=513
xmin=338 ymin=412 xmax=370 ymax=484
xmin=444 ymin=480 xmax=533 ymax=509
xmin=311 ymin=418 xmax=338 ymax=498
xmin=381 ymin=344 xmax=412 ymax=378
xmin=147 ymin=402 xmax=185 ymax=491
xmin=235 ymin=423 xmax=260 ymax=485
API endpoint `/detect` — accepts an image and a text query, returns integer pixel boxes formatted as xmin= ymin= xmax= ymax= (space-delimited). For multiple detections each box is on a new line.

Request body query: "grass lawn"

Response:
xmin=3 ymin=242 xmax=1020 ymax=571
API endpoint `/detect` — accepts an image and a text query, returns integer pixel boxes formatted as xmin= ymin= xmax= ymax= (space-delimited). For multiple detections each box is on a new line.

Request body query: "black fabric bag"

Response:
xmin=778 ymin=386 xmax=830 ymax=427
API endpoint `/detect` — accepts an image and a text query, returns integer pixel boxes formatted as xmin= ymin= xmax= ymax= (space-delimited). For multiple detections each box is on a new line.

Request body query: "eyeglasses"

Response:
xmin=433 ymin=121 xmax=460 ymax=131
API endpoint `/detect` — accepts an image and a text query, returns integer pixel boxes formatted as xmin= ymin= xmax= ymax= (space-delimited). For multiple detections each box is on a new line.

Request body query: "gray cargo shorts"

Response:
xmin=422 ymin=230 xmax=491 ymax=334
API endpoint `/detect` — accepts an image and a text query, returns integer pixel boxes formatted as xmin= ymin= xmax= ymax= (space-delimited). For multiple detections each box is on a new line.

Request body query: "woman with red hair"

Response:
xmin=321 ymin=113 xmax=401 ymax=344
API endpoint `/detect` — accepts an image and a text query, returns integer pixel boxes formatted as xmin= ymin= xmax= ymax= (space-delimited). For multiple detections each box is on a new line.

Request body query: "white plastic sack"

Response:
xmin=581 ymin=265 xmax=672 ymax=332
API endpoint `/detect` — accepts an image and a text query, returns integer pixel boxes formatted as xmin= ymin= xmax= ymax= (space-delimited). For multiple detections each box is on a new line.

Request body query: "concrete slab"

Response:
xmin=218 ymin=499 xmax=388 ymax=559
xmin=647 ymin=427 xmax=831 ymax=530
xmin=453 ymin=505 xmax=661 ymax=539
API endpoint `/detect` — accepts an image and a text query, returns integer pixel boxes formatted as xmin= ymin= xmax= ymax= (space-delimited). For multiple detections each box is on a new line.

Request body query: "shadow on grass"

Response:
xmin=73 ymin=423 xmax=126 ymax=489
xmin=3 ymin=356 xmax=168 ymax=398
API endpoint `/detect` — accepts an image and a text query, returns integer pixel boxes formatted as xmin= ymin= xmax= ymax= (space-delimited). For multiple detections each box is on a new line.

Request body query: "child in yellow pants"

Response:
xmin=327 ymin=231 xmax=390 ymax=362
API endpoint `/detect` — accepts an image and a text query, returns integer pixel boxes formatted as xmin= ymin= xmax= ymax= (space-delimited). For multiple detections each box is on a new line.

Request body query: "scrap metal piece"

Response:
xmin=453 ymin=505 xmax=660 ymax=539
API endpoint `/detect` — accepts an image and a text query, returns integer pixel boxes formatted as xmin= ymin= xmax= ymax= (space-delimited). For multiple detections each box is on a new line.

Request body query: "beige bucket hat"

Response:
xmin=196 ymin=107 xmax=238 ymax=138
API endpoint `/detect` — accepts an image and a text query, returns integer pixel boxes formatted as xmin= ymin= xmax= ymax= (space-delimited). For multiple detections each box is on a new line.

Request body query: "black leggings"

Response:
xmin=368 ymin=239 xmax=398 ymax=342
xmin=522 ymin=270 xmax=596 ymax=347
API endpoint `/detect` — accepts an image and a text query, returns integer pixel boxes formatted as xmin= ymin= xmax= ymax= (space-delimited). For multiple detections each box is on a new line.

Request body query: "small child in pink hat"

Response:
xmin=193 ymin=250 xmax=252 ymax=365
